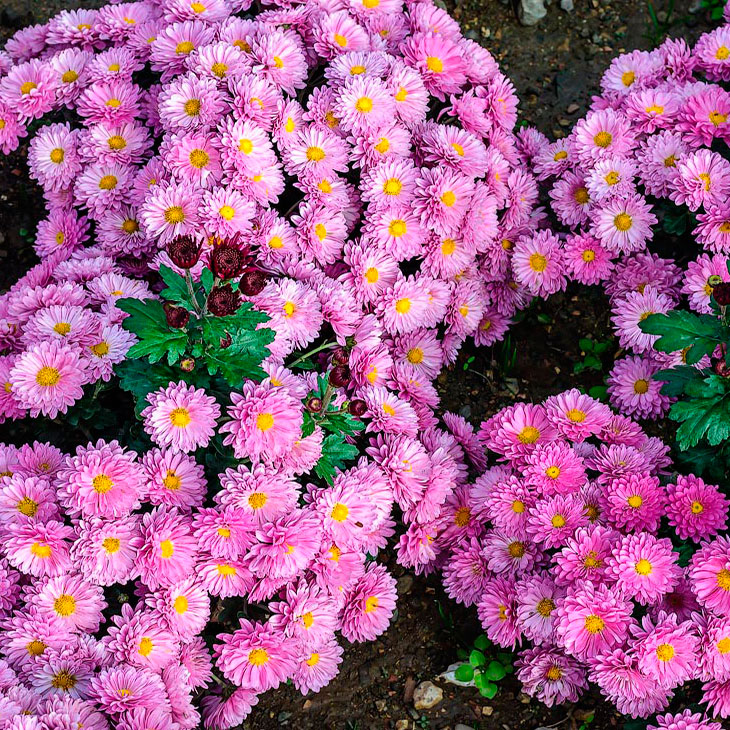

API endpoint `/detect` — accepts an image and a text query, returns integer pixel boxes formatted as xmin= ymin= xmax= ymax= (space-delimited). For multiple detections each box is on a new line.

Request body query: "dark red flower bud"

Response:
xmin=713 ymin=281 xmax=730 ymax=307
xmin=207 ymin=285 xmax=241 ymax=317
xmin=220 ymin=333 xmax=233 ymax=349
xmin=180 ymin=358 xmax=195 ymax=372
xmin=239 ymin=268 xmax=267 ymax=297
xmin=307 ymin=397 xmax=323 ymax=413
xmin=329 ymin=365 xmax=351 ymax=388
xmin=164 ymin=305 xmax=190 ymax=329
xmin=167 ymin=235 xmax=201 ymax=269
xmin=330 ymin=347 xmax=349 ymax=367
xmin=209 ymin=242 xmax=247 ymax=280
xmin=348 ymin=399 xmax=367 ymax=417
xmin=713 ymin=357 xmax=730 ymax=378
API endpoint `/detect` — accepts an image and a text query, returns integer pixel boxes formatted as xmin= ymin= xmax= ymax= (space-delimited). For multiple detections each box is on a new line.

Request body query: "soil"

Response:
xmin=0 ymin=1 xmax=719 ymax=729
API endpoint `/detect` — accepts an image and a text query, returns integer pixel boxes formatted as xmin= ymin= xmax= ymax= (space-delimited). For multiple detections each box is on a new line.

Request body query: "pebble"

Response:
xmin=482 ymin=707 xmax=494 ymax=716
xmin=455 ymin=725 xmax=475 ymax=730
xmin=413 ymin=681 xmax=443 ymax=710
xmin=567 ymin=103 xmax=580 ymax=113
xmin=518 ymin=0 xmax=547 ymax=26
xmin=375 ymin=700 xmax=387 ymax=712
xmin=395 ymin=722 xmax=410 ymax=730
xmin=397 ymin=574 xmax=414 ymax=596
xmin=560 ymin=0 xmax=574 ymax=10
xmin=403 ymin=676 xmax=417 ymax=703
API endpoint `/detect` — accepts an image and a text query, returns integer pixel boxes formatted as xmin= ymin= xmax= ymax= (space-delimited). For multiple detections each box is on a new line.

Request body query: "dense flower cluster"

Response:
xmin=435 ymin=391 xmax=730 ymax=719
xmin=516 ymin=14 xmax=730 ymax=421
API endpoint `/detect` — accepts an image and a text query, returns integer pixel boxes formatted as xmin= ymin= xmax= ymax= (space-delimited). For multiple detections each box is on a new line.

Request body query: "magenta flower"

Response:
xmin=601 ymin=471 xmax=665 ymax=533
xmin=512 ymin=230 xmax=567 ymax=297
xmin=515 ymin=644 xmax=588 ymax=706
xmin=648 ymin=710 xmax=722 ymax=730
xmin=340 ymin=563 xmax=397 ymax=643
xmin=688 ymin=535 xmax=730 ymax=615
xmin=4 ymin=520 xmax=73 ymax=578
xmin=607 ymin=355 xmax=672 ymax=420
xmin=553 ymin=525 xmax=619 ymax=587
xmin=666 ymin=475 xmax=729 ymax=542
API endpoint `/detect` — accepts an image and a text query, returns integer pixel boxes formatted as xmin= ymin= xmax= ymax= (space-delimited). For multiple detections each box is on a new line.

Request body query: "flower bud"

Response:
xmin=207 ymin=285 xmax=241 ymax=317
xmin=329 ymin=365 xmax=351 ymax=388
xmin=348 ymin=399 xmax=367 ymax=417
xmin=164 ymin=305 xmax=190 ymax=329
xmin=713 ymin=357 xmax=730 ymax=378
xmin=713 ymin=281 xmax=730 ymax=307
xmin=209 ymin=242 xmax=247 ymax=280
xmin=167 ymin=235 xmax=201 ymax=269
xmin=306 ymin=397 xmax=323 ymax=413
xmin=180 ymin=358 xmax=195 ymax=372
xmin=330 ymin=347 xmax=349 ymax=367
xmin=239 ymin=268 xmax=268 ymax=296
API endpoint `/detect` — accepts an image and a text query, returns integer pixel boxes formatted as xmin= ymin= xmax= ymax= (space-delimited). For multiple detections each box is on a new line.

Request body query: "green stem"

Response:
xmin=288 ymin=340 xmax=337 ymax=367
xmin=320 ymin=381 xmax=335 ymax=414
xmin=185 ymin=269 xmax=204 ymax=317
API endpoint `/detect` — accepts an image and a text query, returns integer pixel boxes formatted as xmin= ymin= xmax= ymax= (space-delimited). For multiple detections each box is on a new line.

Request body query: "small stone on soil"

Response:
xmin=413 ymin=681 xmax=443 ymax=710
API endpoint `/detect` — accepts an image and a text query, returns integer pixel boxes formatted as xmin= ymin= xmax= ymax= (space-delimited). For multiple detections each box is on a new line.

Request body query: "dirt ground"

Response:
xmin=0 ymin=1 xmax=720 ymax=728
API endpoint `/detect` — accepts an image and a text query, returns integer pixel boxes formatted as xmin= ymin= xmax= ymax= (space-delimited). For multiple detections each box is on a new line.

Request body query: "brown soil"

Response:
xmin=0 ymin=1 xmax=718 ymax=729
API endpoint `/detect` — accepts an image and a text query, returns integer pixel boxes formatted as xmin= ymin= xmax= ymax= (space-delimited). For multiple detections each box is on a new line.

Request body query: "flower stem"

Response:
xmin=185 ymin=269 xmax=204 ymax=317
xmin=288 ymin=340 xmax=337 ymax=368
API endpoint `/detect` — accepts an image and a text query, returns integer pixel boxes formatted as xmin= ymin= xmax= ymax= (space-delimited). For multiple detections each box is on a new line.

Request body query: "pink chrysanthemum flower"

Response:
xmin=592 ymin=193 xmax=657 ymax=254
xmin=527 ymin=494 xmax=588 ymax=549
xmin=340 ymin=563 xmax=397 ymax=643
xmin=636 ymin=129 xmax=688 ymax=197
xmin=573 ymin=108 xmax=635 ymax=163
xmin=414 ymin=166 xmax=474 ymax=237
xmin=483 ymin=529 xmax=541 ymax=577
xmin=601 ymin=471 xmax=665 ymax=533
xmin=515 ymin=573 xmax=564 ymax=644
xmin=670 ymin=149 xmax=730 ymax=212
xmin=612 ymin=286 xmax=674 ymax=354
xmin=90 ymin=666 xmax=169 ymax=715
xmin=142 ymin=382 xmax=220 ymax=454
xmin=482 ymin=475 xmax=534 ymax=535
xmin=10 ymin=341 xmax=88 ymax=419
xmin=0 ymin=59 xmax=58 ymax=121
xmin=698 ymin=614 xmax=730 ymax=683
xmin=476 ymin=575 xmax=521 ymax=649
xmin=214 ymin=618 xmax=296 ymax=691
xmin=158 ymin=72 xmax=228 ymax=133
xmin=607 ymin=355 xmax=672 ymax=420
xmin=666 ymin=475 xmax=729 ymax=542
xmin=688 ymin=535 xmax=730 ymax=615
xmin=624 ymin=88 xmax=679 ymax=134
xmin=480 ymin=402 xmax=557 ymax=461
xmin=56 ymin=439 xmax=143 ymax=519
xmin=549 ymin=171 xmax=592 ymax=228
xmin=139 ymin=181 xmax=202 ymax=245
xmin=150 ymin=21 xmax=216 ymax=82
xmin=702 ymin=678 xmax=730 ymax=719
xmin=71 ymin=515 xmax=141 ymax=586
xmin=141 ymin=448 xmax=207 ymax=511
xmin=136 ymin=507 xmax=198 ymax=590
xmin=0 ymin=103 xmax=28 ymax=155
xmin=554 ymin=581 xmax=634 ymax=662
xmin=199 ymin=187 xmax=255 ymax=240
xmin=4 ymin=519 xmax=73 ymax=578
xmin=200 ymin=687 xmax=259 ymax=730
xmin=633 ymin=612 xmax=699 ymax=689
xmin=269 ymin=581 xmax=339 ymax=649
xmin=0 ymin=473 xmax=57 ymax=525
xmin=402 ymin=32 xmax=467 ymax=100
xmin=291 ymin=638 xmax=344 ymax=695
xmin=515 ymin=645 xmax=588 ymax=707
xmin=648 ymin=710 xmax=722 ymax=730
xmin=678 ymin=86 xmax=730 ymax=148
xmin=221 ymin=381 xmax=302 ymax=463
xmin=192 ymin=506 xmax=255 ymax=560
xmin=606 ymin=533 xmax=681 ymax=605
xmin=34 ymin=572 xmax=106 ymax=632
xmin=512 ymin=231 xmax=567 ymax=297
xmin=441 ymin=537 xmax=491 ymax=607
xmin=28 ymin=123 xmax=81 ymax=192
xmin=544 ymin=389 xmax=612 ymax=442
xmin=334 ymin=75 xmax=395 ymax=134
xmin=553 ymin=525 xmax=619 ymax=587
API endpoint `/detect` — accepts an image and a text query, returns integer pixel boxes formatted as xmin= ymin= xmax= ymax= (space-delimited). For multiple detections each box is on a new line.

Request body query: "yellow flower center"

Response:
xmin=160 ymin=540 xmax=175 ymax=558
xmin=211 ymin=62 xmax=228 ymax=78
xmin=627 ymin=494 xmax=643 ymax=509
xmin=331 ymin=502 xmax=349 ymax=522
xmin=49 ymin=148 xmax=65 ymax=164
xmin=53 ymin=322 xmax=71 ymax=336
xmin=529 ymin=253 xmax=547 ymax=272
xmin=395 ymin=298 xmax=411 ymax=314
xmin=248 ymin=492 xmax=267 ymax=509
xmin=315 ymin=223 xmax=327 ymax=240
xmin=512 ymin=500 xmax=525 ymax=513
xmin=169 ymin=407 xmax=191 ymax=428
xmin=188 ymin=149 xmax=209 ymax=168
xmin=593 ymin=131 xmax=613 ymax=148
xmin=518 ymin=426 xmax=540 ymax=444
xmin=249 ymin=648 xmax=270 ymax=665
xmin=20 ymin=81 xmax=37 ymax=95
xmin=691 ymin=501 xmax=704 ymax=514
xmin=283 ymin=301 xmax=296 ymax=318
xmin=103 ymin=537 xmax=120 ymax=553
xmin=306 ymin=652 xmax=320 ymax=666
xmin=426 ymin=56 xmax=443 ymax=73
xmin=121 ymin=218 xmax=139 ymax=234
xmin=106 ymin=98 xmax=121 ymax=108
xmin=551 ymin=514 xmax=566 ymax=528
xmin=633 ymin=379 xmax=649 ymax=395
xmin=217 ymin=563 xmax=237 ymax=575
xmin=17 ymin=497 xmax=38 ymax=517
xmin=508 ymin=540 xmax=525 ymax=558
xmin=257 ymin=413 xmax=274 ymax=431
xmin=604 ymin=171 xmax=620 ymax=186
xmin=27 ymin=639 xmax=46 ymax=656
xmin=441 ymin=190 xmax=456 ymax=207
xmin=717 ymin=637 xmax=730 ymax=654
xmin=56 ymin=231 xmax=65 ymax=245
xmin=333 ymin=33 xmax=348 ymax=48
xmin=350 ymin=64 xmax=366 ymax=75
xmin=407 ymin=347 xmax=424 ymax=364
xmin=176 ymin=41 xmax=195 ymax=55
xmin=545 ymin=466 xmax=561 ymax=479
xmin=99 ymin=175 xmax=118 ymax=190
xmin=554 ymin=150 xmax=568 ymax=161
xmin=389 ymin=219 xmax=407 ymax=237
xmin=635 ymin=559 xmax=653 ymax=575
xmin=163 ymin=471 xmax=181 ymax=490
xmin=365 ymin=596 xmax=379 ymax=613
xmin=375 ymin=137 xmax=390 ymax=153
xmin=716 ymin=46 xmax=730 ymax=60
xmin=31 ymin=542 xmax=52 ymax=559
xmin=614 ymin=213 xmax=632 ymax=231
xmin=174 ymin=595 xmax=188 ymax=613
xmin=584 ymin=614 xmax=605 ymax=634
xmin=138 ymin=637 xmax=154 ymax=656
xmin=219 ymin=205 xmax=236 ymax=221
xmin=583 ymin=551 xmax=601 ymax=569
xmin=306 ymin=146 xmax=325 ymax=162
xmin=395 ymin=87 xmax=408 ymax=102
xmin=62 ymin=70 xmax=79 ymax=83
xmin=621 ymin=70 xmax=636 ymax=87
xmin=184 ymin=99 xmax=201 ymax=116
xmin=656 ymin=643 xmax=675 ymax=662
xmin=383 ymin=178 xmax=402 ymax=196
xmin=268 ymin=236 xmax=283 ymax=249
xmin=546 ymin=666 xmax=562 ymax=681
xmin=537 ymin=598 xmax=555 ymax=617
xmin=717 ymin=569 xmax=730 ymax=590
xmin=165 ymin=206 xmax=185 ymax=224
xmin=365 ymin=267 xmax=379 ymax=283
xmin=54 ymin=594 xmax=76 ymax=617
xmin=664 ymin=155 xmax=677 ymax=168
xmin=90 ymin=341 xmax=110 ymax=357
xmin=355 ymin=96 xmax=373 ymax=113
xmin=710 ymin=110 xmax=727 ymax=126
xmin=51 ymin=671 xmax=77 ymax=691
xmin=92 ymin=474 xmax=114 ymax=494
xmin=574 ymin=187 xmax=590 ymax=204
xmin=645 ymin=104 xmax=664 ymax=115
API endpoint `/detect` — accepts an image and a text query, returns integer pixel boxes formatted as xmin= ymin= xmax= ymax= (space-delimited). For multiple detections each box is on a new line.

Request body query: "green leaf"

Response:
xmin=201 ymin=268 xmax=214 ymax=294
xmin=301 ymin=411 xmax=316 ymax=439
xmin=159 ymin=265 xmax=194 ymax=309
xmin=321 ymin=410 xmax=365 ymax=436
xmin=483 ymin=660 xmax=506 ymax=682
xmin=117 ymin=298 xmax=189 ymax=366
xmin=588 ymin=385 xmax=608 ymax=401
xmin=640 ymin=311 xmax=725 ymax=364
xmin=456 ymin=648 xmax=469 ymax=661
xmin=115 ymin=360 xmax=183 ymax=416
xmin=474 ymin=673 xmax=498 ymax=698
xmin=594 ymin=341 xmax=611 ymax=354
xmin=578 ymin=338 xmax=594 ymax=352
xmin=469 ymin=649 xmax=486 ymax=667
xmin=314 ymin=433 xmax=359 ymax=483
xmin=473 ymin=634 xmax=490 ymax=651
xmin=670 ymin=394 xmax=730 ymax=449
xmin=454 ymin=664 xmax=474 ymax=682
xmin=655 ymin=365 xmax=705 ymax=397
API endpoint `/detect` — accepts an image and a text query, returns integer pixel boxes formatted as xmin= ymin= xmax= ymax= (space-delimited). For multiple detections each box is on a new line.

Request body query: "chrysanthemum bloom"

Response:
xmin=612 ymin=286 xmax=674 ymax=354
xmin=483 ymin=528 xmax=541 ymax=577
xmin=32 ymin=208 xmax=90 ymax=259
xmin=0 ymin=58 xmax=58 ymax=121
xmin=90 ymin=666 xmax=170 ymax=715
xmin=515 ymin=573 xmax=565 ymax=645
xmin=589 ymin=648 xmax=672 ymax=718
xmin=553 ymin=525 xmax=619 ymax=587
xmin=549 ymin=171 xmax=592 ymax=228
xmin=10 ymin=341 xmax=88 ymax=419
xmin=515 ymin=645 xmax=588 ymax=707
xmin=678 ymin=86 xmax=730 ymax=148
xmin=554 ymin=581 xmax=634 ymax=662
xmin=511 ymin=231 xmax=566 ymax=298
xmin=413 ymin=166 xmax=474 ymax=237
xmin=648 ymin=710 xmax=722 ymax=730
xmin=592 ymin=193 xmax=657 ymax=254
xmin=481 ymin=474 xmax=533 ymax=535
xmin=698 ymin=614 xmax=730 ymax=683
xmin=139 ymin=181 xmax=202 ymax=245
xmin=633 ymin=612 xmax=699 ymax=688
xmin=269 ymin=581 xmax=339 ymax=649
xmin=0 ymin=474 xmax=58 ymax=525
xmin=606 ymin=533 xmax=681 ymax=605
xmin=200 ymin=687 xmax=259 ymax=730
xmin=214 ymin=618 xmax=296 ymax=691
xmin=71 ymin=515 xmax=142 ymax=586
xmin=136 ymin=507 xmax=198 ymax=590
xmin=702 ymin=677 xmax=730 ymax=719
xmin=601 ymin=471 xmax=665 ymax=533
xmin=669 ymin=149 xmax=730 ymax=212
xmin=35 ymin=573 xmax=106 ymax=633
xmin=291 ymin=638 xmax=344 ymax=695
xmin=4 ymin=513 xmax=71 ymax=579
xmin=140 ymin=448 xmax=205 ymax=512
xmin=142 ymin=382 xmax=220 ymax=454
xmin=314 ymin=474 xmax=376 ymax=550
xmin=150 ymin=21 xmax=216 ymax=82
xmin=544 ymin=389 xmax=612 ymax=442
xmin=31 ymin=645 xmax=96 ymax=699
xmin=476 ymin=574 xmax=522 ymax=649
xmin=340 ymin=563 xmax=397 ymax=643
xmin=221 ymin=381 xmax=303 ymax=463
xmin=441 ymin=537 xmax=491 ymax=607
xmin=666 ymin=474 xmax=729 ymax=542
xmin=607 ymin=355 xmax=672 ymax=420
xmin=527 ymin=494 xmax=588 ymax=549
xmin=56 ymin=439 xmax=143 ymax=519
xmin=192 ymin=506 xmax=256 ymax=561
xmin=28 ymin=123 xmax=81 ymax=192
xmin=360 ymin=385 xmax=420 ymax=438
xmin=23 ymin=304 xmax=97 ymax=347
xmin=688 ymin=535 xmax=730 ymax=615
xmin=480 ymin=402 xmax=557 ymax=461
xmin=573 ymin=108 xmax=635 ymax=163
